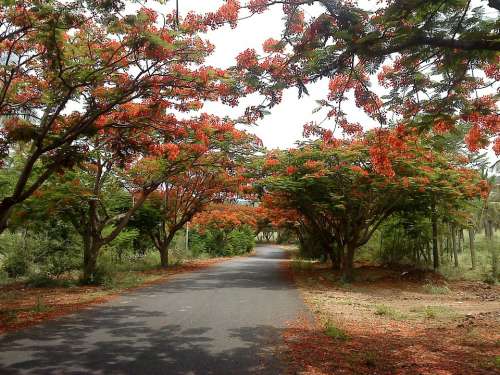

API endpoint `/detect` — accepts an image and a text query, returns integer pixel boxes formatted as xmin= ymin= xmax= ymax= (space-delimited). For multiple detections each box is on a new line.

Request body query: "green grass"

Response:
xmin=422 ymin=282 xmax=450 ymax=295
xmin=324 ymin=321 xmax=349 ymax=341
xmin=291 ymin=258 xmax=314 ymax=271
xmin=102 ymin=271 xmax=146 ymax=290
xmin=373 ymin=304 xmax=407 ymax=320
xmin=32 ymin=296 xmax=51 ymax=313
xmin=410 ymin=305 xmax=459 ymax=320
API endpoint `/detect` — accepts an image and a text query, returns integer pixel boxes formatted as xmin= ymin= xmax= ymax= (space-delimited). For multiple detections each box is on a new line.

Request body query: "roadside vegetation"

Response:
xmin=0 ymin=0 xmax=499 ymax=373
xmin=284 ymin=255 xmax=500 ymax=375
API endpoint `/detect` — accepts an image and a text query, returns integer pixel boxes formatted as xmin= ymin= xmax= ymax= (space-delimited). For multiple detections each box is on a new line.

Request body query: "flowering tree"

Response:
xmin=131 ymin=151 xmax=255 ymax=268
xmin=192 ymin=203 xmax=264 ymax=234
xmin=22 ymin=113 xmax=257 ymax=281
xmin=0 ymin=0 xmax=241 ymax=233
xmin=262 ymin=130 xmax=488 ymax=281
xmin=231 ymin=0 xmax=499 ymax=158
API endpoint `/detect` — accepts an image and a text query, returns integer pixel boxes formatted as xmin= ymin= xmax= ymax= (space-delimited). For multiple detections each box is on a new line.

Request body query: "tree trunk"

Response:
xmin=486 ymin=220 xmax=497 ymax=280
xmin=458 ymin=229 xmax=464 ymax=253
xmin=341 ymin=244 xmax=356 ymax=282
xmin=327 ymin=244 xmax=340 ymax=271
xmin=82 ymin=235 xmax=102 ymax=284
xmin=158 ymin=231 xmax=176 ymax=269
xmin=451 ymin=225 xmax=459 ymax=268
xmin=0 ymin=199 xmax=14 ymax=234
xmin=159 ymin=244 xmax=169 ymax=268
xmin=431 ymin=205 xmax=439 ymax=270
xmin=468 ymin=228 xmax=476 ymax=270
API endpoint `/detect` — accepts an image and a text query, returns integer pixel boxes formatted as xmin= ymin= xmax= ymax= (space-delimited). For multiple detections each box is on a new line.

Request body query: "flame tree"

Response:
xmin=231 ymin=0 xmax=499 ymax=160
xmin=0 ymin=0 xmax=242 ymax=233
xmin=261 ymin=129 xmax=488 ymax=281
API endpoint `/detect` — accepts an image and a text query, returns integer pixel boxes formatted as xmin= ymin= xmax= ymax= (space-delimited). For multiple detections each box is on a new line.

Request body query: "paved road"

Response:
xmin=0 ymin=246 xmax=309 ymax=374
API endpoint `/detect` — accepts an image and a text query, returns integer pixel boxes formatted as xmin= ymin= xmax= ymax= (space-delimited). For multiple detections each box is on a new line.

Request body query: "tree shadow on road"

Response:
xmin=0 ymin=303 xmax=288 ymax=374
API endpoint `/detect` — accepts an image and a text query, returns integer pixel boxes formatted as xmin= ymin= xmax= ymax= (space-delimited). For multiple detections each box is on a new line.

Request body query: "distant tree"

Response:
xmin=131 ymin=160 xmax=249 ymax=268
xmin=18 ymin=114 xmax=257 ymax=282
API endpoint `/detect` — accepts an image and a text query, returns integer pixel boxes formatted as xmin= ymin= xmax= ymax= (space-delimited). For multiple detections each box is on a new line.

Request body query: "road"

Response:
xmin=0 ymin=246 xmax=310 ymax=374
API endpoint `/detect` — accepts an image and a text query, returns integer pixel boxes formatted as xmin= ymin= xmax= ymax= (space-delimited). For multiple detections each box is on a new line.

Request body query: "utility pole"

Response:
xmin=185 ymin=222 xmax=189 ymax=252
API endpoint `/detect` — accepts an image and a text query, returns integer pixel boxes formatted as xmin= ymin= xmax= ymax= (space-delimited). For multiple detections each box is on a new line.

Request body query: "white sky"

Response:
xmin=147 ymin=0 xmax=498 ymax=165
xmin=148 ymin=0 xmax=378 ymax=149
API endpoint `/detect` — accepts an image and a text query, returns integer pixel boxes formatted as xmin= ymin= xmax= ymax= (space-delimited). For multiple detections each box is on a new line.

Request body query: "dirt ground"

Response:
xmin=283 ymin=262 xmax=500 ymax=375
xmin=0 ymin=258 xmax=228 ymax=334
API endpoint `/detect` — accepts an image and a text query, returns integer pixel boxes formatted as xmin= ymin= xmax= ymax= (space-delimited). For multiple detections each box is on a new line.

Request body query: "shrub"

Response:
xmin=422 ymin=282 xmax=450 ymax=295
xmin=26 ymin=273 xmax=72 ymax=288
xmin=3 ymin=252 xmax=30 ymax=278
xmin=374 ymin=304 xmax=407 ymax=320
xmin=105 ymin=228 xmax=140 ymax=263
xmin=191 ymin=225 xmax=255 ymax=257
xmin=324 ymin=322 xmax=349 ymax=341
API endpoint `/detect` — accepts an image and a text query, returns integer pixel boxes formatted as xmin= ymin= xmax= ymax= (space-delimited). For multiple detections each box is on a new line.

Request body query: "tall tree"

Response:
xmin=132 ymin=160 xmax=250 ymax=268
xmin=262 ymin=130 xmax=488 ymax=281
xmin=0 ymin=0 xmax=241 ymax=233
xmin=234 ymin=0 xmax=499 ymax=159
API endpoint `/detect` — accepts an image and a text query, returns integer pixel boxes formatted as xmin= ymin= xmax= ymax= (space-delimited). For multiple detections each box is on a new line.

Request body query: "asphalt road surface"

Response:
xmin=0 ymin=246 xmax=310 ymax=374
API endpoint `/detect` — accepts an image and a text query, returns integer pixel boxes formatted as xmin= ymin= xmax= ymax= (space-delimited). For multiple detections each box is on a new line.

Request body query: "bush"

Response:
xmin=324 ymin=321 xmax=349 ymax=341
xmin=105 ymin=228 xmax=140 ymax=263
xmin=26 ymin=272 xmax=74 ymax=288
xmin=0 ymin=223 xmax=82 ymax=281
xmin=189 ymin=225 xmax=255 ymax=257
xmin=3 ymin=252 xmax=30 ymax=278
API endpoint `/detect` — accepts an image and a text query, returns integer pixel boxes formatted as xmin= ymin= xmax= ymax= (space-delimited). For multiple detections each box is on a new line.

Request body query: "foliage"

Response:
xmin=0 ymin=0 xmax=245 ymax=233
xmin=374 ymin=304 xmax=407 ymax=320
xmin=189 ymin=225 xmax=255 ymax=257
xmin=260 ymin=132 xmax=486 ymax=280
xmin=2 ymin=250 xmax=30 ymax=278
xmin=324 ymin=321 xmax=349 ymax=341
xmin=235 ymin=0 xmax=499 ymax=157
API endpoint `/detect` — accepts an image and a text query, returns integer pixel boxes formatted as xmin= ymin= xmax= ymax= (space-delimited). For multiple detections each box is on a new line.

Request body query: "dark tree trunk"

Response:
xmin=0 ymin=199 xmax=14 ymax=234
xmin=159 ymin=244 xmax=169 ymax=268
xmin=451 ymin=225 xmax=459 ymax=268
xmin=468 ymin=228 xmax=476 ymax=270
xmin=341 ymin=244 xmax=356 ymax=282
xmin=82 ymin=234 xmax=102 ymax=284
xmin=458 ymin=229 xmax=464 ymax=253
xmin=431 ymin=202 xmax=439 ymax=270
xmin=327 ymin=245 xmax=340 ymax=270
xmin=158 ymin=231 xmax=176 ymax=269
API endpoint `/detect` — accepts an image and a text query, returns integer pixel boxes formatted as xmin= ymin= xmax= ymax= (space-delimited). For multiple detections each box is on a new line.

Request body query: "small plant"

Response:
xmin=362 ymin=351 xmax=378 ymax=367
xmin=422 ymin=282 xmax=450 ymax=295
xmin=374 ymin=304 xmax=407 ymax=320
xmin=410 ymin=305 xmax=458 ymax=320
xmin=483 ymin=273 xmax=498 ymax=285
xmin=324 ymin=321 xmax=349 ymax=341
xmin=32 ymin=296 xmax=50 ymax=313
xmin=494 ymin=355 xmax=500 ymax=369
xmin=291 ymin=259 xmax=313 ymax=271
xmin=0 ymin=270 xmax=9 ymax=285
xmin=3 ymin=252 xmax=30 ymax=278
